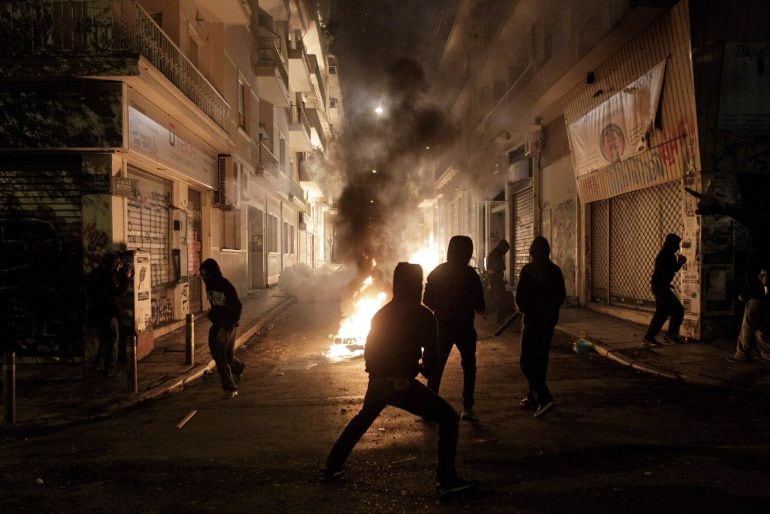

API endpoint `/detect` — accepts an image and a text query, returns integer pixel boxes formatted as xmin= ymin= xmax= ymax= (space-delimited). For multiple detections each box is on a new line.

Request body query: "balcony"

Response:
xmin=305 ymin=107 xmax=327 ymax=153
xmin=258 ymin=136 xmax=280 ymax=176
xmin=289 ymin=103 xmax=312 ymax=152
xmin=0 ymin=0 xmax=230 ymax=131
xmin=287 ymin=40 xmax=313 ymax=93
xmin=306 ymin=54 xmax=327 ymax=112
xmin=289 ymin=179 xmax=306 ymax=210
xmin=255 ymin=34 xmax=290 ymax=107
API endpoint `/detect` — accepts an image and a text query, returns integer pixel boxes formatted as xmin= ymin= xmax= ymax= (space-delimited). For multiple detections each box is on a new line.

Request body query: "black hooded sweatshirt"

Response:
xmin=364 ymin=263 xmax=439 ymax=379
xmin=515 ymin=237 xmax=566 ymax=327
xmin=650 ymin=234 xmax=683 ymax=292
xmin=423 ymin=235 xmax=485 ymax=327
xmin=200 ymin=259 xmax=242 ymax=329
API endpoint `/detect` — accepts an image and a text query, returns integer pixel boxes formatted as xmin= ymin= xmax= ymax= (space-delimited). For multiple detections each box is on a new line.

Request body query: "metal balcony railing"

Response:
xmin=290 ymin=179 xmax=305 ymax=205
xmin=257 ymin=36 xmax=289 ymax=87
xmin=1 ymin=0 xmax=229 ymax=130
xmin=289 ymin=103 xmax=311 ymax=140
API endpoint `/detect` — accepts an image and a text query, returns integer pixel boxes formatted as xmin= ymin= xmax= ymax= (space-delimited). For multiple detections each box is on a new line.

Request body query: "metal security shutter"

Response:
xmin=512 ymin=187 xmax=534 ymax=286
xmin=0 ymin=165 xmax=82 ymax=357
xmin=590 ymin=180 xmax=682 ymax=308
xmin=187 ymin=188 xmax=203 ymax=314
xmin=126 ymin=167 xmax=172 ymax=288
xmin=590 ymin=200 xmax=610 ymax=303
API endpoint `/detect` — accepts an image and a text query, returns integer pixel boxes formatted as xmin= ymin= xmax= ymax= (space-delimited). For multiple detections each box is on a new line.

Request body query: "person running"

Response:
xmin=515 ymin=236 xmax=566 ymax=418
xmin=200 ymin=258 xmax=244 ymax=399
xmin=643 ymin=233 xmax=686 ymax=346
xmin=320 ymin=263 xmax=477 ymax=499
xmin=423 ymin=236 xmax=486 ymax=422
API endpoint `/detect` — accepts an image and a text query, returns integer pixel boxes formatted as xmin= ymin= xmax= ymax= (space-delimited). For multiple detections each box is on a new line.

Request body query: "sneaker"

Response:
xmin=437 ymin=477 xmax=479 ymax=499
xmin=222 ymin=390 xmax=239 ymax=399
xmin=234 ymin=363 xmax=246 ymax=384
xmin=664 ymin=334 xmax=685 ymax=344
xmin=534 ymin=401 xmax=555 ymax=418
xmin=460 ymin=407 xmax=479 ymax=422
xmin=519 ymin=397 xmax=537 ymax=411
xmin=318 ymin=467 xmax=345 ymax=482
xmin=643 ymin=337 xmax=662 ymax=347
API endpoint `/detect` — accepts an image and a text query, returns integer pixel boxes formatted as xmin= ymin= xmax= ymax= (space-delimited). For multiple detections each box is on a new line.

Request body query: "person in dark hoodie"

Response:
xmin=486 ymin=239 xmax=510 ymax=323
xmin=85 ymin=252 xmax=132 ymax=376
xmin=515 ymin=236 xmax=566 ymax=418
xmin=320 ymin=263 xmax=477 ymax=499
xmin=424 ymin=235 xmax=486 ymax=422
xmin=200 ymin=258 xmax=244 ymax=399
xmin=643 ymin=233 xmax=686 ymax=347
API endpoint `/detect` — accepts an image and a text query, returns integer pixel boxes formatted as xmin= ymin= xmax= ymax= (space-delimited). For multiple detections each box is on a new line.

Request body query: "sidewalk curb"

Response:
xmin=555 ymin=326 xmax=686 ymax=383
xmin=2 ymin=296 xmax=295 ymax=437
xmin=110 ymin=295 xmax=296 ymax=411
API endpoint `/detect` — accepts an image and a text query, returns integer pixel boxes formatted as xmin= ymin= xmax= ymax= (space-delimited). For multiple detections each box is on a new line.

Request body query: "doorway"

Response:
xmin=248 ymin=206 xmax=265 ymax=289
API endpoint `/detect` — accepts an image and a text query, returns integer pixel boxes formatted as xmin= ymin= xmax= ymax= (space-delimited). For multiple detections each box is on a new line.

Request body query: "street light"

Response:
xmin=374 ymin=105 xmax=384 ymax=116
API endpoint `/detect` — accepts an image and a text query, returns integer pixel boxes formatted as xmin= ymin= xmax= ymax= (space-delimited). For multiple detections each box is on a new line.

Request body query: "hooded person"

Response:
xmin=320 ymin=263 xmax=478 ymax=499
xmin=423 ymin=235 xmax=486 ymax=422
xmin=515 ymin=236 xmax=566 ymax=418
xmin=200 ymin=258 xmax=244 ymax=399
xmin=486 ymin=239 xmax=511 ymax=323
xmin=85 ymin=252 xmax=132 ymax=376
xmin=643 ymin=233 xmax=686 ymax=346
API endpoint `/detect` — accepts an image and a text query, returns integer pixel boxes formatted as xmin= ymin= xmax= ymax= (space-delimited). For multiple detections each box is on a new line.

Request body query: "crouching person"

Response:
xmin=320 ymin=262 xmax=477 ymax=499
xmin=200 ymin=258 xmax=244 ymax=399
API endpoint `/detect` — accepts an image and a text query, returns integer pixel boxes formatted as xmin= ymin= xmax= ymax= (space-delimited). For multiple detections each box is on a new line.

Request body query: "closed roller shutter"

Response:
xmin=590 ymin=180 xmax=682 ymax=308
xmin=512 ymin=187 xmax=534 ymax=286
xmin=126 ymin=167 xmax=173 ymax=325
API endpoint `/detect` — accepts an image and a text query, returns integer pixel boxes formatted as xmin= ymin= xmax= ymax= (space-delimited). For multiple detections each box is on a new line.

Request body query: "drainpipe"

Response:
xmin=528 ymin=122 xmax=543 ymax=236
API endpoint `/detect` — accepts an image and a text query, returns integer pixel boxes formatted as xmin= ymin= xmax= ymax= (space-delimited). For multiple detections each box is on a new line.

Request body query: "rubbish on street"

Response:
xmin=573 ymin=338 xmax=595 ymax=354
xmin=176 ymin=409 xmax=198 ymax=429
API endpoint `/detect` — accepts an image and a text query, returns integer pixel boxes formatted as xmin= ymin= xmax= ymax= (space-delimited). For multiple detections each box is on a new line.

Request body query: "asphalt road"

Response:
xmin=1 ymin=301 xmax=769 ymax=513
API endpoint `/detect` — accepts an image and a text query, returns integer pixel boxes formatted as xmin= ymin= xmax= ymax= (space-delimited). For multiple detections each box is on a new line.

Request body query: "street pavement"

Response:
xmin=2 ymin=292 xmax=768 ymax=435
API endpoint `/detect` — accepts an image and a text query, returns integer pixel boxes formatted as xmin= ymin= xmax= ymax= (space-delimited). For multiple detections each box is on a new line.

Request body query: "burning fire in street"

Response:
xmin=325 ymin=276 xmax=388 ymax=361
xmin=325 ymin=245 xmax=441 ymax=361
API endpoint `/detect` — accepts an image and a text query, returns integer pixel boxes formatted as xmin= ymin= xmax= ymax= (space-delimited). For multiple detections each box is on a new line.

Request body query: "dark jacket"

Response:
xmin=740 ymin=276 xmax=770 ymax=304
xmin=486 ymin=239 xmax=509 ymax=274
xmin=515 ymin=237 xmax=566 ymax=327
xmin=650 ymin=234 xmax=683 ymax=291
xmin=85 ymin=265 xmax=129 ymax=325
xmin=365 ymin=262 xmax=438 ymax=378
xmin=201 ymin=260 xmax=242 ymax=329
xmin=423 ymin=236 xmax=485 ymax=326
xmin=364 ymin=299 xmax=438 ymax=379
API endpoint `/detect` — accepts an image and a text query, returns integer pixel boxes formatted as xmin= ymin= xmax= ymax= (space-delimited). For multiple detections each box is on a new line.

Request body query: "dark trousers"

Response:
xmin=208 ymin=324 xmax=243 ymax=392
xmin=427 ymin=324 xmax=477 ymax=408
xmin=325 ymin=377 xmax=460 ymax=481
xmin=93 ymin=317 xmax=119 ymax=372
xmin=520 ymin=323 xmax=555 ymax=407
xmin=645 ymin=287 xmax=684 ymax=339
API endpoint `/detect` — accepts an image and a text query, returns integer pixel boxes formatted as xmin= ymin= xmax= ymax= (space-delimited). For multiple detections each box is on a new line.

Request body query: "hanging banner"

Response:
xmin=568 ymin=60 xmax=667 ymax=177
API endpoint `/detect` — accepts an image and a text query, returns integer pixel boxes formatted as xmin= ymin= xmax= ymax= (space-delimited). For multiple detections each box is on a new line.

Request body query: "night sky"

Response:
xmin=328 ymin=0 xmax=459 ymax=120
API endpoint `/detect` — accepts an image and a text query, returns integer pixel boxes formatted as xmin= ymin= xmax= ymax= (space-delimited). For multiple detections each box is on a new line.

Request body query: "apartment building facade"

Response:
xmin=0 ymin=0 xmax=342 ymax=359
xmin=432 ymin=0 xmax=770 ymax=340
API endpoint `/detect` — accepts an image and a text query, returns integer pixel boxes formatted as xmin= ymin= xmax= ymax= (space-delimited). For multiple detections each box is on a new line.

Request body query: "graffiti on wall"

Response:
xmin=151 ymin=287 xmax=174 ymax=326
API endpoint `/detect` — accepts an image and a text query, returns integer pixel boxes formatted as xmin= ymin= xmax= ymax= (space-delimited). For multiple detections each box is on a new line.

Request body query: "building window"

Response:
xmin=222 ymin=209 xmax=241 ymax=250
xmin=279 ymin=138 xmax=286 ymax=170
xmin=283 ymin=221 xmax=288 ymax=253
xmin=238 ymin=79 xmax=248 ymax=131
xmin=268 ymin=214 xmax=278 ymax=252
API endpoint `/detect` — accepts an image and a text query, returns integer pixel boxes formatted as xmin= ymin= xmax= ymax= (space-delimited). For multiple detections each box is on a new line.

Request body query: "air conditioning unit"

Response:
xmin=215 ymin=155 xmax=240 ymax=209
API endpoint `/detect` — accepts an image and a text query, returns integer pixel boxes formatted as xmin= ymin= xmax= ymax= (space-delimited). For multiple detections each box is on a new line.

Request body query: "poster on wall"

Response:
xmin=568 ymin=60 xmax=667 ymax=176
xmin=718 ymin=42 xmax=770 ymax=131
